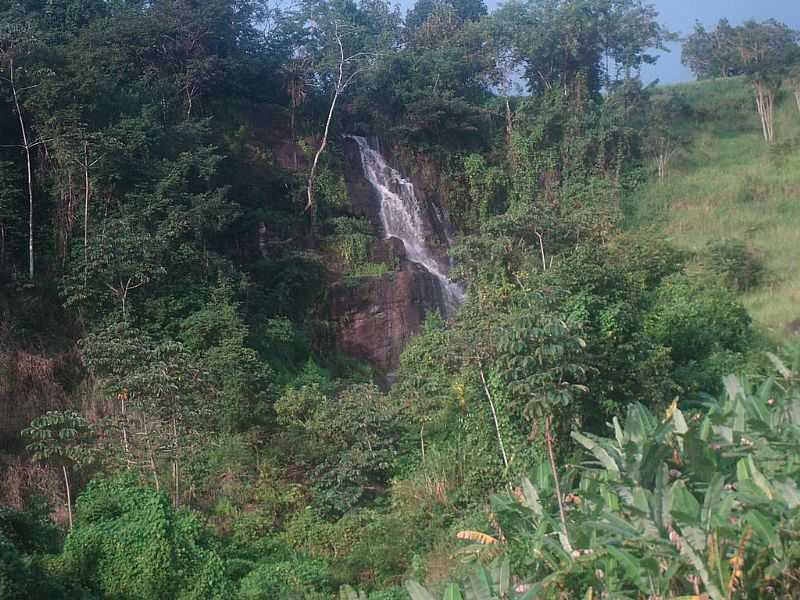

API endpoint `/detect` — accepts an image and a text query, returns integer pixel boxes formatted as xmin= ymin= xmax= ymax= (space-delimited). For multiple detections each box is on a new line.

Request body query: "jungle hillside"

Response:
xmin=1 ymin=2 xmax=800 ymax=599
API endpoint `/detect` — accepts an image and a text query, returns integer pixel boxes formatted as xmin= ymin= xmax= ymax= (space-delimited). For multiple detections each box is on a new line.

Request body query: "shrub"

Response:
xmin=702 ymin=238 xmax=765 ymax=291
xmin=237 ymin=555 xmax=333 ymax=599
xmin=61 ymin=476 xmax=233 ymax=600
xmin=645 ymin=274 xmax=751 ymax=392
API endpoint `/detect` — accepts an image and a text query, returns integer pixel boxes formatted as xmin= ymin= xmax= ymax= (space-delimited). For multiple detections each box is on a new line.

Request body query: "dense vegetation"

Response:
xmin=0 ymin=1 xmax=798 ymax=599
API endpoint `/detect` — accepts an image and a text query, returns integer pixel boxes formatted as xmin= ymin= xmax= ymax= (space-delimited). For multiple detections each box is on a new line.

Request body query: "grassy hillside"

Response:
xmin=626 ymin=77 xmax=800 ymax=340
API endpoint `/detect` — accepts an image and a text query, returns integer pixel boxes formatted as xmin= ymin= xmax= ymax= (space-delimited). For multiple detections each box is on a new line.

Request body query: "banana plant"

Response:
xmin=404 ymin=354 xmax=800 ymax=599
xmin=405 ymin=558 xmax=539 ymax=600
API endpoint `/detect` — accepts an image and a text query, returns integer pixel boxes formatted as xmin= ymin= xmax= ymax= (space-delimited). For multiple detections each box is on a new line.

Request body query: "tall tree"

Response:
xmin=301 ymin=0 xmax=398 ymax=227
xmin=681 ymin=19 xmax=799 ymax=144
xmin=22 ymin=410 xmax=95 ymax=529
xmin=0 ymin=18 xmax=48 ymax=280
xmin=492 ymin=0 xmax=669 ymax=99
xmin=681 ymin=19 xmax=741 ymax=79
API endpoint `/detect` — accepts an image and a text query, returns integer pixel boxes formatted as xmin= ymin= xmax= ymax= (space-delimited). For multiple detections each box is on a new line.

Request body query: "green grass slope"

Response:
xmin=626 ymin=77 xmax=800 ymax=340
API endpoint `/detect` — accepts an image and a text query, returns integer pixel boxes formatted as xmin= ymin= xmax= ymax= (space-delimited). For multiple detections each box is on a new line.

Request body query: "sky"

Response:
xmin=397 ymin=0 xmax=800 ymax=85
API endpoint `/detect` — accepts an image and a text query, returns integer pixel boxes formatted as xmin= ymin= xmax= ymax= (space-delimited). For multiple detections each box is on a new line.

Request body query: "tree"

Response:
xmin=788 ymin=66 xmax=800 ymax=114
xmin=301 ymin=0 xmax=397 ymax=226
xmin=681 ymin=19 xmax=741 ymax=79
xmin=22 ymin=410 xmax=94 ymax=530
xmin=681 ymin=19 xmax=800 ymax=144
xmin=0 ymin=18 xmax=49 ymax=280
xmin=405 ymin=0 xmax=487 ymax=30
xmin=62 ymin=476 xmax=233 ymax=599
xmin=734 ymin=20 xmax=799 ymax=144
xmin=644 ymin=92 xmax=689 ymax=180
xmin=493 ymin=0 xmax=670 ymax=99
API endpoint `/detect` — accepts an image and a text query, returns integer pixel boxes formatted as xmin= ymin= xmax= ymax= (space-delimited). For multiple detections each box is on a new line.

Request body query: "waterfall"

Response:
xmin=345 ymin=135 xmax=464 ymax=315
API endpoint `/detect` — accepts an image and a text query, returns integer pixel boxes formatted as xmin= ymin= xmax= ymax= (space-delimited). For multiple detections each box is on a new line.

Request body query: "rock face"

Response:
xmin=329 ymin=259 xmax=445 ymax=372
xmin=329 ymin=137 xmax=455 ymax=374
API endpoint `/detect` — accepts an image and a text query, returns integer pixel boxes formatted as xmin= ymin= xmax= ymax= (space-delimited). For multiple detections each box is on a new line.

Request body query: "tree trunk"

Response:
xmin=142 ymin=418 xmax=160 ymax=492
xmin=795 ymin=88 xmax=800 ymax=114
xmin=754 ymin=81 xmax=775 ymax=144
xmin=83 ymin=143 xmax=90 ymax=284
xmin=305 ymin=87 xmax=339 ymax=230
xmin=505 ymin=96 xmax=513 ymax=156
xmin=172 ymin=416 xmax=180 ymax=507
xmin=478 ymin=364 xmax=509 ymax=470
xmin=8 ymin=58 xmax=35 ymax=280
xmin=120 ymin=394 xmax=131 ymax=466
xmin=545 ymin=415 xmax=572 ymax=553
xmin=62 ymin=464 xmax=73 ymax=530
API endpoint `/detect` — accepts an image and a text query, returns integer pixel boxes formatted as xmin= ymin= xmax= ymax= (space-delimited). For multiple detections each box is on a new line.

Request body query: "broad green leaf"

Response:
xmin=521 ymin=477 xmax=543 ymax=515
xmin=669 ymin=481 xmax=700 ymax=523
xmin=606 ymin=546 xmax=647 ymax=592
xmin=675 ymin=531 xmax=725 ymax=600
xmin=746 ymin=456 xmax=774 ymax=499
xmin=766 ymin=352 xmax=793 ymax=380
xmin=497 ymin=558 xmax=510 ymax=597
xmin=468 ymin=565 xmax=492 ymax=600
xmin=773 ymin=479 xmax=800 ymax=509
xmin=405 ymin=581 xmax=436 ymax=600
xmin=672 ymin=408 xmax=689 ymax=436
xmin=745 ymin=510 xmax=782 ymax=556
xmin=701 ymin=474 xmax=724 ymax=530
xmin=572 ymin=432 xmax=619 ymax=473
xmin=442 ymin=584 xmax=463 ymax=600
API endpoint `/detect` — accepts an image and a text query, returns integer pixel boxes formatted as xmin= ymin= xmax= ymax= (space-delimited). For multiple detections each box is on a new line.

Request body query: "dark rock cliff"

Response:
xmin=329 ymin=137 xmax=452 ymax=374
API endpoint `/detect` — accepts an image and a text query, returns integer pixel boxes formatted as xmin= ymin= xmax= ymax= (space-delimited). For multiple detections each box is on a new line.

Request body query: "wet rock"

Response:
xmin=328 ymin=262 xmax=444 ymax=372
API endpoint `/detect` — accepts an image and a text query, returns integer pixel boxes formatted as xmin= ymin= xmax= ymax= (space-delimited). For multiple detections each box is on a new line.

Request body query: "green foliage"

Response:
xmin=179 ymin=283 xmax=275 ymax=431
xmin=682 ymin=18 xmax=799 ymax=84
xmin=408 ymin=353 xmax=800 ymax=598
xmin=62 ymin=475 xmax=232 ymax=600
xmin=0 ymin=501 xmax=68 ymax=600
xmin=645 ymin=274 xmax=752 ymax=392
xmin=0 ymin=2 xmax=793 ymax=599
xmin=22 ymin=411 xmax=94 ymax=469
xmin=702 ymin=239 xmax=765 ymax=292
xmin=238 ymin=554 xmax=333 ymax=599
xmin=277 ymin=382 xmax=401 ymax=514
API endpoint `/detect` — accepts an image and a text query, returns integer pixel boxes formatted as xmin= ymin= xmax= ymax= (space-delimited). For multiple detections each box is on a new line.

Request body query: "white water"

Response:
xmin=346 ymin=135 xmax=464 ymax=314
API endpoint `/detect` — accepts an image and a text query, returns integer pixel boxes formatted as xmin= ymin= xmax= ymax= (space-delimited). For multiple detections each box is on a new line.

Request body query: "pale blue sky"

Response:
xmin=397 ymin=0 xmax=800 ymax=84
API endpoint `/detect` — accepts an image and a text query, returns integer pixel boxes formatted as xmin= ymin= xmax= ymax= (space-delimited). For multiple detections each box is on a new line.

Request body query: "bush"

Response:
xmin=237 ymin=555 xmax=333 ymax=599
xmin=61 ymin=476 xmax=233 ymax=600
xmin=645 ymin=274 xmax=751 ymax=392
xmin=702 ymin=239 xmax=765 ymax=291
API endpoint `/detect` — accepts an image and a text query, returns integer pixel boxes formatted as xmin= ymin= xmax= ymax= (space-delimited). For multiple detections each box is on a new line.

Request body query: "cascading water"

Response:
xmin=345 ymin=135 xmax=464 ymax=315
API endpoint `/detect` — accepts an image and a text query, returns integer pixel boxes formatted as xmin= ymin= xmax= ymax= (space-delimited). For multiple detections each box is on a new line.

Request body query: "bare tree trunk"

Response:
xmin=420 ymin=423 xmax=425 ymax=464
xmin=83 ymin=143 xmax=90 ymax=283
xmin=8 ymin=59 xmax=35 ymax=280
xmin=657 ymin=154 xmax=666 ymax=180
xmin=142 ymin=418 xmax=160 ymax=492
xmin=795 ymin=88 xmax=800 ymax=114
xmin=545 ymin=415 xmax=572 ymax=553
xmin=120 ymin=394 xmax=131 ymax=465
xmin=305 ymin=88 xmax=339 ymax=230
xmin=172 ymin=416 xmax=180 ymax=507
xmin=754 ymin=81 xmax=775 ymax=144
xmin=62 ymin=464 xmax=73 ymax=530
xmin=505 ymin=96 xmax=513 ymax=157
xmin=305 ymin=25 xmax=369 ymax=230
xmin=478 ymin=363 xmax=509 ymax=470
xmin=290 ymin=102 xmax=298 ymax=169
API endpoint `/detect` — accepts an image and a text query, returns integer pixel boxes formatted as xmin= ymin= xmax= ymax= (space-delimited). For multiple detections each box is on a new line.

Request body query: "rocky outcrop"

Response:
xmin=328 ymin=259 xmax=445 ymax=372
xmin=330 ymin=137 xmax=454 ymax=374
